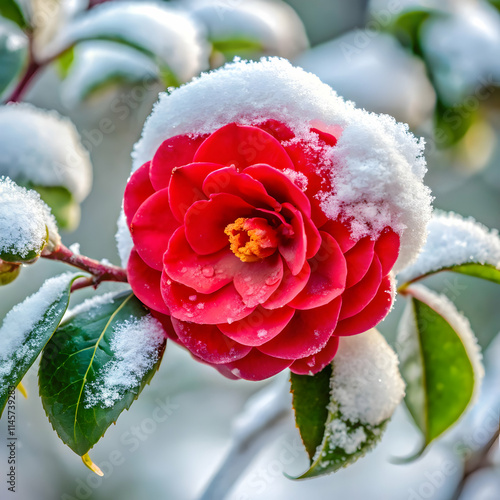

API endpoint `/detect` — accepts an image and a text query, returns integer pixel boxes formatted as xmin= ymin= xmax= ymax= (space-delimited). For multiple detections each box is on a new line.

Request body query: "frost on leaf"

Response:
xmin=295 ymin=329 xmax=405 ymax=478
xmin=0 ymin=273 xmax=76 ymax=392
xmin=0 ymin=104 xmax=92 ymax=203
xmin=84 ymin=315 xmax=165 ymax=409
xmin=0 ymin=177 xmax=57 ymax=262
xmin=398 ymin=211 xmax=500 ymax=284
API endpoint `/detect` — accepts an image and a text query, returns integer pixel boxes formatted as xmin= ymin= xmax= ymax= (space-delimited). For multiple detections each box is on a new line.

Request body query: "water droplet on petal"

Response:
xmin=202 ymin=266 xmax=215 ymax=278
xmin=265 ymin=274 xmax=280 ymax=286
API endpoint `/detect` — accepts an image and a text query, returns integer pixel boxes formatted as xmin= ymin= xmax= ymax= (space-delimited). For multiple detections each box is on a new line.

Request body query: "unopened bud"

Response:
xmin=0 ymin=259 xmax=21 ymax=286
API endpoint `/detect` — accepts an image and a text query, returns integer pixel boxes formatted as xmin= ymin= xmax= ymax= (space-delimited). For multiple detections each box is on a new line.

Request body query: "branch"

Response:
xmin=43 ymin=243 xmax=128 ymax=289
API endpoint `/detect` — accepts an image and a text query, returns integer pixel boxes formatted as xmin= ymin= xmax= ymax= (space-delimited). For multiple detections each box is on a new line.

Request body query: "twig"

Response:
xmin=43 ymin=243 xmax=128 ymax=289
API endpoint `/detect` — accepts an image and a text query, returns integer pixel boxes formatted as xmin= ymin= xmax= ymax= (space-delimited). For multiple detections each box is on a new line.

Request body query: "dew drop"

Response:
xmin=265 ymin=274 xmax=280 ymax=286
xmin=201 ymin=266 xmax=215 ymax=278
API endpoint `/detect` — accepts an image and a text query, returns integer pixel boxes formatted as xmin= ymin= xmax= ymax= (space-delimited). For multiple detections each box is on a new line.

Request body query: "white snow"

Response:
xmin=296 ymin=31 xmax=435 ymax=128
xmin=129 ymin=57 xmax=432 ymax=272
xmin=116 ymin=210 xmax=134 ymax=268
xmin=39 ymin=2 xmax=209 ymax=84
xmin=0 ymin=177 xmax=56 ymax=260
xmin=398 ymin=211 xmax=500 ymax=284
xmin=0 ymin=104 xmax=92 ymax=202
xmin=402 ymin=284 xmax=484 ymax=406
xmin=84 ymin=314 xmax=165 ymax=408
xmin=65 ymin=291 xmax=117 ymax=320
xmin=183 ymin=0 xmax=308 ymax=60
xmin=330 ymin=328 xmax=405 ymax=427
xmin=0 ymin=273 xmax=75 ymax=389
xmin=61 ymin=40 xmax=159 ymax=108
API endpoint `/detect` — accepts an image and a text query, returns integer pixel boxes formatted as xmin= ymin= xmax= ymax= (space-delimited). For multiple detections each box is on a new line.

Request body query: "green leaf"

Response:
xmin=290 ymin=331 xmax=404 ymax=479
xmin=290 ymin=365 xmax=331 ymax=460
xmin=0 ymin=0 xmax=28 ymax=30
xmin=405 ymin=262 xmax=500 ymax=288
xmin=39 ymin=292 xmax=166 ymax=457
xmin=434 ymin=99 xmax=478 ymax=149
xmin=0 ymin=21 xmax=28 ymax=97
xmin=386 ymin=9 xmax=432 ymax=57
xmin=211 ymin=37 xmax=263 ymax=60
xmin=0 ymin=273 xmax=82 ymax=417
xmin=32 ymin=185 xmax=80 ymax=231
xmin=56 ymin=46 xmax=75 ymax=80
xmin=397 ymin=288 xmax=478 ymax=446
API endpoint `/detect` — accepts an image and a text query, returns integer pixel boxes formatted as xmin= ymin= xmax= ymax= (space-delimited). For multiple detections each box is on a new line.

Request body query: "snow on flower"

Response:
xmin=120 ymin=57 xmax=432 ymax=381
xmin=0 ymin=177 xmax=58 ymax=262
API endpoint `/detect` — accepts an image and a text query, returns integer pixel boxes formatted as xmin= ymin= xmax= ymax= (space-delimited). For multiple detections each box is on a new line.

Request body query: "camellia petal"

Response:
xmin=339 ymin=255 xmax=383 ymax=320
xmin=184 ymin=193 xmax=255 ymax=255
xmin=217 ymin=305 xmax=295 ymax=346
xmin=258 ymin=297 xmax=342 ymax=359
xmin=202 ymin=167 xmax=280 ymax=211
xmin=289 ymin=231 xmax=346 ymax=310
xmin=161 ymin=271 xmax=256 ymax=324
xmin=222 ymin=348 xmax=294 ymax=382
xmin=193 ymin=123 xmax=295 ymax=171
xmin=344 ymin=236 xmax=375 ymax=288
xmin=168 ymin=162 xmax=226 ymax=222
xmin=232 ymin=253 xmax=284 ymax=307
xmin=127 ymin=248 xmax=170 ymax=314
xmin=289 ymin=335 xmax=340 ymax=375
xmin=124 ymin=161 xmax=155 ymax=225
xmin=262 ymin=261 xmax=311 ymax=310
xmin=150 ymin=134 xmax=207 ymax=191
xmin=334 ymin=275 xmax=393 ymax=336
xmin=130 ymin=188 xmax=180 ymax=271
xmin=171 ymin=318 xmax=251 ymax=364
xmin=375 ymin=228 xmax=400 ymax=275
xmin=244 ymin=164 xmax=311 ymax=218
xmin=163 ymin=227 xmax=241 ymax=294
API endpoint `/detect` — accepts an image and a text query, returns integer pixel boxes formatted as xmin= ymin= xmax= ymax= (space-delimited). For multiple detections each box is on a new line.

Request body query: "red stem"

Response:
xmin=44 ymin=244 xmax=128 ymax=290
xmin=7 ymin=58 xmax=41 ymax=103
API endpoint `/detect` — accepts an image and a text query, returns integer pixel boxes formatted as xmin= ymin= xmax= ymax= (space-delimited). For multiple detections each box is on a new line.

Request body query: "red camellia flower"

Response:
xmin=124 ymin=119 xmax=400 ymax=381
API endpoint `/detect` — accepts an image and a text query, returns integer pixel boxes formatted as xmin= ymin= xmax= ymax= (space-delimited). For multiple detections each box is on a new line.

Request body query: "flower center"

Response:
xmin=224 ymin=217 xmax=279 ymax=263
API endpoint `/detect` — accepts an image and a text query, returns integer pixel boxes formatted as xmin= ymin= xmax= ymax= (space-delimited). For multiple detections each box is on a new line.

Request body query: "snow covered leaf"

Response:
xmin=0 ymin=0 xmax=27 ymax=30
xmin=398 ymin=212 xmax=500 ymax=287
xmin=189 ymin=0 xmax=308 ymax=62
xmin=0 ymin=104 xmax=92 ymax=230
xmin=290 ymin=365 xmax=331 ymax=461
xmin=290 ymin=330 xmax=405 ymax=479
xmin=60 ymin=41 xmax=159 ymax=108
xmin=56 ymin=46 xmax=75 ymax=80
xmin=0 ymin=273 xmax=81 ymax=417
xmin=397 ymin=285 xmax=484 ymax=449
xmin=0 ymin=20 xmax=28 ymax=97
xmin=39 ymin=291 xmax=166 ymax=456
xmin=38 ymin=2 xmax=208 ymax=86
xmin=0 ymin=177 xmax=58 ymax=263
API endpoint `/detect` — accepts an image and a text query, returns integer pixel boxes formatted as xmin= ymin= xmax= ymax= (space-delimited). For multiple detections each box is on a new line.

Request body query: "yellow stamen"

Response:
xmin=224 ymin=217 xmax=278 ymax=263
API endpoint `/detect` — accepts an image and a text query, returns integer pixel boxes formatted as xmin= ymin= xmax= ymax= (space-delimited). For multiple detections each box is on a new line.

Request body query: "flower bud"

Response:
xmin=0 ymin=260 xmax=21 ymax=286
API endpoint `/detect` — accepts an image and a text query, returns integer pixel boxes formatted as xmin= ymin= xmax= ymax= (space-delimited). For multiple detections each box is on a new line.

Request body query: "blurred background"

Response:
xmin=1 ymin=0 xmax=500 ymax=498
